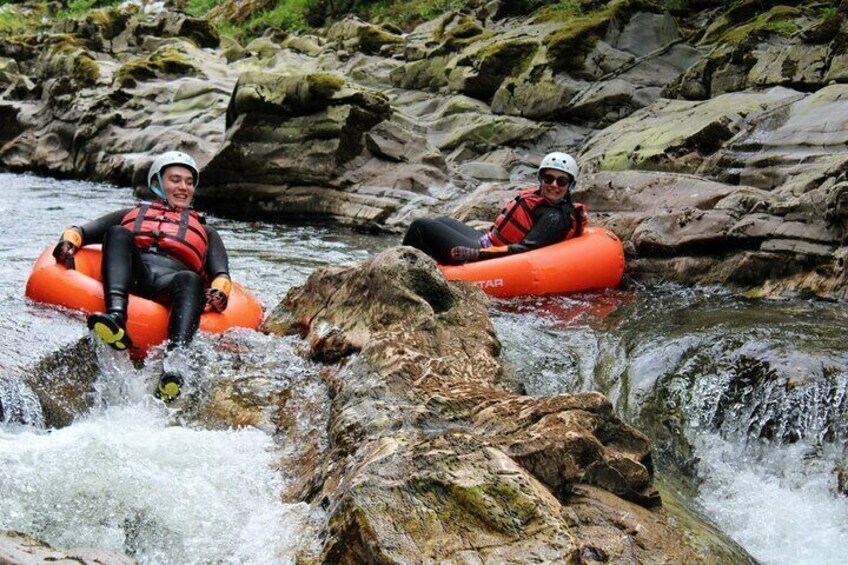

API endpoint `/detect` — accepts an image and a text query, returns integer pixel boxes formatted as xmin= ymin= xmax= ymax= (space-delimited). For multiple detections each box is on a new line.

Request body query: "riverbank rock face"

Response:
xmin=264 ymin=246 xmax=718 ymax=563
xmin=195 ymin=71 xmax=455 ymax=228
xmin=2 ymin=1 xmax=848 ymax=297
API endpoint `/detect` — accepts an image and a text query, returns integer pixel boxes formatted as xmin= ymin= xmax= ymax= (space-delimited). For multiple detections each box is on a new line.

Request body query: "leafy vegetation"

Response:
xmin=60 ymin=0 xmax=122 ymax=18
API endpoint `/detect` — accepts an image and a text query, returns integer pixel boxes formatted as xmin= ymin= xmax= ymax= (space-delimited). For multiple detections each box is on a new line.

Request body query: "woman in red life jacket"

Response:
xmin=402 ymin=152 xmax=586 ymax=264
xmin=51 ymin=151 xmax=232 ymax=402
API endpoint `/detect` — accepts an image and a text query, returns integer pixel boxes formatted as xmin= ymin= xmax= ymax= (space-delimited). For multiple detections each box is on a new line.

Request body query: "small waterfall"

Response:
xmin=492 ymin=287 xmax=848 ymax=565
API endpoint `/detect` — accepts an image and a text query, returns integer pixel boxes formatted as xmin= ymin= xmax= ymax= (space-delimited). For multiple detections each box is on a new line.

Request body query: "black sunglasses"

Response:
xmin=541 ymin=174 xmax=573 ymax=187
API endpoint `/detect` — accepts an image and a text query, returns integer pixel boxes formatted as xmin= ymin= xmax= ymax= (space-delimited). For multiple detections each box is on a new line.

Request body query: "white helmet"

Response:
xmin=147 ymin=151 xmax=199 ymax=200
xmin=538 ymin=151 xmax=578 ymax=181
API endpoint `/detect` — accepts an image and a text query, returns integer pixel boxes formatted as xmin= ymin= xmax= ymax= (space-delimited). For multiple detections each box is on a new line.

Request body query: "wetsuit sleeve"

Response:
xmin=204 ymin=226 xmax=230 ymax=280
xmin=75 ymin=209 xmax=133 ymax=245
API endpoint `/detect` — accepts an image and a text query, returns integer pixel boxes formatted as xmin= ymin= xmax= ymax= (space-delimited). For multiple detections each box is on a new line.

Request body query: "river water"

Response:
xmin=1 ymin=173 xmax=846 ymax=563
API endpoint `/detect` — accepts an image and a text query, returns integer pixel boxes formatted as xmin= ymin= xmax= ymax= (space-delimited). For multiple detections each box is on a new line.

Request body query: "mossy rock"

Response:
xmin=36 ymin=35 xmax=99 ymax=88
xmin=306 ymin=72 xmax=347 ymax=98
xmin=452 ymin=38 xmax=539 ymax=101
xmin=82 ymin=7 xmax=135 ymax=41
xmin=432 ymin=13 xmax=487 ymax=55
xmin=356 ymin=24 xmax=403 ymax=55
xmin=543 ymin=0 xmax=659 ymax=72
xmin=718 ymin=5 xmax=802 ymax=45
xmin=114 ymin=47 xmax=200 ymax=88
xmin=389 ymin=56 xmax=450 ymax=91
xmin=72 ymin=53 xmax=100 ymax=86
xmin=226 ymin=71 xmax=389 ymax=126
xmin=700 ymin=2 xmax=804 ymax=45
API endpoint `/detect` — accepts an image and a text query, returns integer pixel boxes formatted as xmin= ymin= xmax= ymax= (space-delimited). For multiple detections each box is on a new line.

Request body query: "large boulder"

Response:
xmin=265 ymin=246 xmax=724 ymax=563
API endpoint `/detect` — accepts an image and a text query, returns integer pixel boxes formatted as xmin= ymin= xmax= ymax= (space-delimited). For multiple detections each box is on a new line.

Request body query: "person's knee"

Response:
xmin=172 ymin=271 xmax=204 ymax=294
xmin=104 ymin=225 xmax=132 ymax=243
xmin=403 ymin=218 xmax=430 ymax=246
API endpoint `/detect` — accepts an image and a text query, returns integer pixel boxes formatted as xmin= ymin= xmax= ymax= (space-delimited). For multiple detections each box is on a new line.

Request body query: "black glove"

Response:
xmin=205 ymin=288 xmax=229 ymax=313
xmin=450 ymin=246 xmax=481 ymax=263
xmin=52 ymin=240 xmax=78 ymax=267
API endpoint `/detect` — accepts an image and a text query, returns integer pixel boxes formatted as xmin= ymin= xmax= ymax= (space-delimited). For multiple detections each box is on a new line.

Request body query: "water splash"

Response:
xmin=0 ymin=375 xmax=44 ymax=428
xmin=694 ymin=436 xmax=848 ymax=565
xmin=0 ymin=405 xmax=309 ymax=564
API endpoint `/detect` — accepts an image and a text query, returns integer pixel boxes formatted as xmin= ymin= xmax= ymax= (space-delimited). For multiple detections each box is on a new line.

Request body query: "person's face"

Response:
xmin=159 ymin=165 xmax=196 ymax=210
xmin=539 ymin=168 xmax=573 ymax=203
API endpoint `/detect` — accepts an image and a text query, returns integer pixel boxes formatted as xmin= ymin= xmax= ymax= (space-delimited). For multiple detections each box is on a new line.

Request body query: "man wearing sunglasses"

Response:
xmin=403 ymin=152 xmax=585 ymax=264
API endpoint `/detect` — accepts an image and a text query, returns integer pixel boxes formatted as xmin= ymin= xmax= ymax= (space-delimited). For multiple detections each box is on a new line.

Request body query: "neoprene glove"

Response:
xmin=52 ymin=228 xmax=82 ymax=266
xmin=450 ymin=246 xmax=481 ymax=263
xmin=205 ymin=275 xmax=232 ymax=313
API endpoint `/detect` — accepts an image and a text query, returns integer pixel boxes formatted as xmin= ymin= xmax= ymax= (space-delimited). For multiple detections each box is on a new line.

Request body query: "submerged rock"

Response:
xmin=0 ymin=530 xmax=136 ymax=565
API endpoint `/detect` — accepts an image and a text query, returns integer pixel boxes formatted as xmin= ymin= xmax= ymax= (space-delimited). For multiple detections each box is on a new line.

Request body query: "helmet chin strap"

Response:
xmin=150 ymin=173 xmax=167 ymax=200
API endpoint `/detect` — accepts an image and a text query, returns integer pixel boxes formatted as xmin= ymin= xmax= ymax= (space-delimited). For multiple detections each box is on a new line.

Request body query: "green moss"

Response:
xmin=544 ymin=13 xmax=609 ymax=71
xmin=0 ymin=3 xmax=44 ymax=36
xmin=365 ymin=0 xmax=470 ymax=31
xmin=84 ymin=8 xmax=124 ymax=38
xmin=356 ymin=24 xmax=402 ymax=55
xmin=73 ymin=53 xmax=100 ymax=86
xmin=532 ymin=0 xmax=584 ymax=22
xmin=306 ymin=72 xmax=346 ymax=98
xmin=542 ymin=0 xmax=658 ymax=71
xmin=722 ymin=6 xmax=801 ymax=44
xmin=60 ymin=0 xmax=123 ymax=19
xmin=45 ymin=33 xmax=84 ymax=54
xmin=115 ymin=48 xmax=198 ymax=88
xmin=244 ymin=0 xmax=311 ymax=36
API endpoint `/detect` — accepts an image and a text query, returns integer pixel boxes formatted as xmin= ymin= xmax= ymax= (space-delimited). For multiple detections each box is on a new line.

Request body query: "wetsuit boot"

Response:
xmin=87 ymin=291 xmax=133 ymax=351
xmin=88 ymin=226 xmax=137 ymax=351
xmin=155 ymin=372 xmax=184 ymax=403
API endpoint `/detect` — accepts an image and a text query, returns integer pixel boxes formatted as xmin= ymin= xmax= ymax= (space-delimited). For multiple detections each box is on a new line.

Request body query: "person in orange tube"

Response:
xmin=402 ymin=152 xmax=586 ymax=264
xmin=51 ymin=151 xmax=231 ymax=403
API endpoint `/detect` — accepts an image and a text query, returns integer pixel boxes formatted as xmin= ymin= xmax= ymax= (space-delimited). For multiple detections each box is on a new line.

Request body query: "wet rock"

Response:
xmin=196 ymin=72 xmax=456 ymax=229
xmin=703 ymin=84 xmax=848 ymax=196
xmin=0 ymin=530 xmax=136 ymax=565
xmin=580 ymin=87 xmax=803 ymax=174
xmin=266 ymin=247 xmax=715 ymax=562
xmin=326 ymin=16 xmax=403 ymax=57
xmin=18 ymin=338 xmax=99 ymax=429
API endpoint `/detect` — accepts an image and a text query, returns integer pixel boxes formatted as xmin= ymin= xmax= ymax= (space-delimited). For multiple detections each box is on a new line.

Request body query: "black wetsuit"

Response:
xmin=75 ymin=206 xmax=229 ymax=347
xmin=403 ymin=197 xmax=581 ymax=265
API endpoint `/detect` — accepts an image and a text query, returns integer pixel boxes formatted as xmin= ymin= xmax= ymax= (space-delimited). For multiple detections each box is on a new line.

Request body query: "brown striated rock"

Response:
xmin=266 ymin=246 xmax=718 ymax=563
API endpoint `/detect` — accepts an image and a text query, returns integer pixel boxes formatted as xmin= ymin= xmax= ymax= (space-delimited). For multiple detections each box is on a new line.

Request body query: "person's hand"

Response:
xmin=205 ymin=288 xmax=228 ymax=312
xmin=450 ymin=246 xmax=481 ymax=263
xmin=204 ymin=275 xmax=232 ymax=313
xmin=52 ymin=228 xmax=82 ymax=267
xmin=52 ymin=240 xmax=78 ymax=264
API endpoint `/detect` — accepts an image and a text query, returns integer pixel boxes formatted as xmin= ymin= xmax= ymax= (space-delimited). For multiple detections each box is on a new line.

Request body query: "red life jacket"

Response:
xmin=121 ymin=201 xmax=208 ymax=273
xmin=488 ymin=189 xmax=586 ymax=246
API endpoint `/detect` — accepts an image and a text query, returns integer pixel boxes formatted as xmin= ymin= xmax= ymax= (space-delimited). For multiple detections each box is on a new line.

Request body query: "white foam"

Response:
xmin=0 ymin=406 xmax=308 ymax=564
xmin=694 ymin=434 xmax=848 ymax=565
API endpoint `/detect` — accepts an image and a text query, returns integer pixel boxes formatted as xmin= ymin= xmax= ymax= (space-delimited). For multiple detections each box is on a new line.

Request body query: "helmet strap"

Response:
xmin=150 ymin=172 xmax=166 ymax=200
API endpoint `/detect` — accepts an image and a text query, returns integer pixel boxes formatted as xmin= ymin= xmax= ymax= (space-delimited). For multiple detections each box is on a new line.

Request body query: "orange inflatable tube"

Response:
xmin=25 ymin=245 xmax=263 ymax=359
xmin=439 ymin=227 xmax=625 ymax=298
